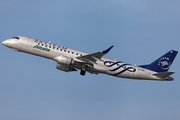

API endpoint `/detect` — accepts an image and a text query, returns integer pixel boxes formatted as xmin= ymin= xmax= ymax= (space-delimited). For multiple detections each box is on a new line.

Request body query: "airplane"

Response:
xmin=2 ymin=36 xmax=178 ymax=81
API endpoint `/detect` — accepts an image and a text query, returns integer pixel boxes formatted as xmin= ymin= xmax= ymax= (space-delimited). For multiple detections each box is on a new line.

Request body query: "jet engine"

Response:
xmin=54 ymin=55 xmax=76 ymax=72
xmin=54 ymin=55 xmax=75 ymax=65
xmin=56 ymin=63 xmax=77 ymax=72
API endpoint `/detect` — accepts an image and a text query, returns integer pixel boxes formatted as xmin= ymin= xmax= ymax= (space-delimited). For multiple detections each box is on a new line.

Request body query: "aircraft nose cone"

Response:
xmin=2 ymin=41 xmax=6 ymax=45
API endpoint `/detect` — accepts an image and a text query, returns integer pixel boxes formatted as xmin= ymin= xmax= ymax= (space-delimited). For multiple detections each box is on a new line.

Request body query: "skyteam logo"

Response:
xmin=158 ymin=57 xmax=171 ymax=70
xmin=104 ymin=61 xmax=136 ymax=76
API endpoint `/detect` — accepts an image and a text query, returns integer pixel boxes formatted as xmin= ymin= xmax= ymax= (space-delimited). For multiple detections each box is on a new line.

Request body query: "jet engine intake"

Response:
xmin=54 ymin=55 xmax=74 ymax=65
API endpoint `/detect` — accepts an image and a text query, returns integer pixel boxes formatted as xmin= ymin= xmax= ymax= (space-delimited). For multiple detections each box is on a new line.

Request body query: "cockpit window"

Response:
xmin=12 ymin=36 xmax=20 ymax=40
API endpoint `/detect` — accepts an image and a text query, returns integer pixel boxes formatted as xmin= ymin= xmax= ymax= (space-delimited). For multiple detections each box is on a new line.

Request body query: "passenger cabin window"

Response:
xmin=35 ymin=39 xmax=38 ymax=43
xmin=12 ymin=36 xmax=20 ymax=40
xmin=53 ymin=45 xmax=56 ymax=49
xmin=49 ymin=43 xmax=52 ymax=48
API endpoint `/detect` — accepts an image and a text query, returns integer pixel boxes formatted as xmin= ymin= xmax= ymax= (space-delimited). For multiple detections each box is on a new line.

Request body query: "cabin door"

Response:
xmin=25 ymin=39 xmax=31 ymax=47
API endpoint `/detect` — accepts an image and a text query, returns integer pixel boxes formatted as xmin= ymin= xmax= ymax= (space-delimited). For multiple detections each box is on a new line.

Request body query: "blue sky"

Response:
xmin=0 ymin=0 xmax=180 ymax=120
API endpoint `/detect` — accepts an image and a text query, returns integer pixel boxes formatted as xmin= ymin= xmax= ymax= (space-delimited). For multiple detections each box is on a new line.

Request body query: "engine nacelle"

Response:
xmin=54 ymin=55 xmax=74 ymax=65
xmin=56 ymin=63 xmax=77 ymax=72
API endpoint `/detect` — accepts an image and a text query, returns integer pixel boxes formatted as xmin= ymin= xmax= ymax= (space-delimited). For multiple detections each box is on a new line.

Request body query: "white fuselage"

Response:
xmin=2 ymin=36 xmax=163 ymax=80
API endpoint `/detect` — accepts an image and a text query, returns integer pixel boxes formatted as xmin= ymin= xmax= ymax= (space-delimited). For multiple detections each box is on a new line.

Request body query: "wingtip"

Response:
xmin=103 ymin=45 xmax=114 ymax=53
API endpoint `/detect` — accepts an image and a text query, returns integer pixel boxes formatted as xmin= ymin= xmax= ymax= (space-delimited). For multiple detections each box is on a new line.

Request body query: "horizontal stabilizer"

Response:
xmin=152 ymin=72 xmax=174 ymax=78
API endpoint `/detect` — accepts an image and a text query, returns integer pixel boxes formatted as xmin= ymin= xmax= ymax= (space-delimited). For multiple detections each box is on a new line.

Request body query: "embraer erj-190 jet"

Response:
xmin=2 ymin=36 xmax=178 ymax=81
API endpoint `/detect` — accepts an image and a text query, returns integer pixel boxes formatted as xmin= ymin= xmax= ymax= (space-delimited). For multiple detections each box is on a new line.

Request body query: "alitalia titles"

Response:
xmin=33 ymin=45 xmax=50 ymax=52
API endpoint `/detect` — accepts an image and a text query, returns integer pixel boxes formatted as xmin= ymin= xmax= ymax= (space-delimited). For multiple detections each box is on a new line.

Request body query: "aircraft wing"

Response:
xmin=76 ymin=45 xmax=114 ymax=64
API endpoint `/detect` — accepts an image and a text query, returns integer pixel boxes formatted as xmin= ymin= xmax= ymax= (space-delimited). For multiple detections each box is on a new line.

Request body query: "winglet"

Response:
xmin=102 ymin=45 xmax=114 ymax=54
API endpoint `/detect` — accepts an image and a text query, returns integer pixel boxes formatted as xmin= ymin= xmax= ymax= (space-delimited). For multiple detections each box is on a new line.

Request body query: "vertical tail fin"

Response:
xmin=140 ymin=50 xmax=178 ymax=72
